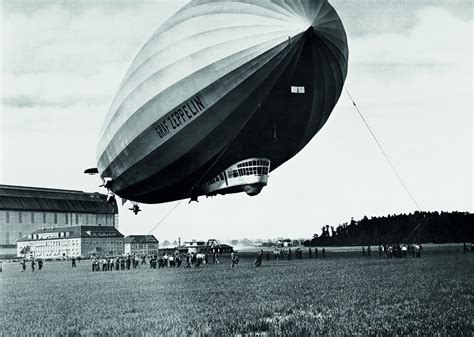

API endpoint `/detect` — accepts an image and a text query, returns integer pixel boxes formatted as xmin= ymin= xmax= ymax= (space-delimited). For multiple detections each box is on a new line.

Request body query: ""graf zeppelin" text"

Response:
xmin=154 ymin=95 xmax=206 ymax=139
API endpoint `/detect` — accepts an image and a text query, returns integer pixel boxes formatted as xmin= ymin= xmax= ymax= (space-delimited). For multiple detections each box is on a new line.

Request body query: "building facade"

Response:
xmin=0 ymin=185 xmax=119 ymax=256
xmin=17 ymin=225 xmax=124 ymax=258
xmin=123 ymin=235 xmax=159 ymax=256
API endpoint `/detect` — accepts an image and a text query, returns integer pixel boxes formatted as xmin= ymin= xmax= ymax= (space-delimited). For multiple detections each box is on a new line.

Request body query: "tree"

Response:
xmin=20 ymin=246 xmax=31 ymax=257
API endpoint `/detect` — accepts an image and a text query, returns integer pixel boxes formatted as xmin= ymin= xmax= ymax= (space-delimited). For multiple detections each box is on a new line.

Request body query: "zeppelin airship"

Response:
xmin=93 ymin=0 xmax=348 ymax=206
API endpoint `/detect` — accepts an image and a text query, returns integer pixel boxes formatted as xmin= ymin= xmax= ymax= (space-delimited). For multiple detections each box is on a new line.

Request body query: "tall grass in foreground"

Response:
xmin=1 ymin=254 xmax=472 ymax=335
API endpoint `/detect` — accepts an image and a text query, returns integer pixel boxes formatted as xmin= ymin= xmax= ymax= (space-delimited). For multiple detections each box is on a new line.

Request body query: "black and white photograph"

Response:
xmin=0 ymin=0 xmax=472 ymax=335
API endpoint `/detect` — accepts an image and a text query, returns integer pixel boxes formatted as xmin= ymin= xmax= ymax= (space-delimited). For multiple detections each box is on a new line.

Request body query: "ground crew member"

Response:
xmin=255 ymin=250 xmax=263 ymax=267
xmin=231 ymin=251 xmax=238 ymax=267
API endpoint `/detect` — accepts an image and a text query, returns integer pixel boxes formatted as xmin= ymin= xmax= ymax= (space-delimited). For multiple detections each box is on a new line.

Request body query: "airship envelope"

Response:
xmin=97 ymin=0 xmax=348 ymax=204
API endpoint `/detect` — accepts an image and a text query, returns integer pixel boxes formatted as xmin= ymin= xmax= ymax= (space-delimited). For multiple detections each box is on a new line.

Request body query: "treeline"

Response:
xmin=304 ymin=211 xmax=473 ymax=247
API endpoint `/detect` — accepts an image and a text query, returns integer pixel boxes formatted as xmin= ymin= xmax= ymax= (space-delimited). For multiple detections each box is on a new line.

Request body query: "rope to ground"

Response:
xmin=146 ymin=104 xmax=262 ymax=236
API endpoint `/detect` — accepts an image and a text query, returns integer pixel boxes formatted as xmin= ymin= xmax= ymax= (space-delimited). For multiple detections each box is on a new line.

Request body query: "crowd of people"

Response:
xmin=90 ymin=251 xmax=230 ymax=272
xmin=20 ymin=258 xmax=44 ymax=272
xmin=362 ymin=244 xmax=423 ymax=258
xmin=19 ymin=243 xmax=472 ymax=272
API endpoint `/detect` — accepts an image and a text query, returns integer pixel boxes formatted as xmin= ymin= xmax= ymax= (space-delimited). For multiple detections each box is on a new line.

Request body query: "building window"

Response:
xmin=54 ymin=213 xmax=57 ymax=224
xmin=65 ymin=213 xmax=68 ymax=225
xmin=19 ymin=212 xmax=22 ymax=223
xmin=43 ymin=212 xmax=46 ymax=223
xmin=75 ymin=214 xmax=79 ymax=225
xmin=31 ymin=212 xmax=35 ymax=223
xmin=6 ymin=211 xmax=9 ymax=223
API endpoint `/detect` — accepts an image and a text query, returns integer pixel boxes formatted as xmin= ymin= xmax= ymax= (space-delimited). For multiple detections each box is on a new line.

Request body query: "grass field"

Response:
xmin=1 ymin=252 xmax=473 ymax=335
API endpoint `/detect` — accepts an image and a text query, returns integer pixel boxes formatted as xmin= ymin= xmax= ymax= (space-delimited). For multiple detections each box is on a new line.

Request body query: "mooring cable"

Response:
xmin=146 ymin=104 xmax=263 ymax=236
xmin=344 ymin=87 xmax=422 ymax=212
xmin=345 ymin=87 xmax=426 ymax=242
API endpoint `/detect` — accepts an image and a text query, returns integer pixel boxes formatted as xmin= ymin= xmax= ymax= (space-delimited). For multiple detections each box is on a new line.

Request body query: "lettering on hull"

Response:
xmin=154 ymin=95 xmax=206 ymax=139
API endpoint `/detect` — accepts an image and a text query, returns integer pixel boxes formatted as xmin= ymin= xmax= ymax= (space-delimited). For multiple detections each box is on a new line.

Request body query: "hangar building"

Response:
xmin=0 ymin=184 xmax=118 ymax=256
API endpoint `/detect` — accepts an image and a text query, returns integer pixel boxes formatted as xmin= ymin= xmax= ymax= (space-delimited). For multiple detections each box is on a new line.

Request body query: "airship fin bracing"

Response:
xmin=97 ymin=0 xmax=348 ymax=204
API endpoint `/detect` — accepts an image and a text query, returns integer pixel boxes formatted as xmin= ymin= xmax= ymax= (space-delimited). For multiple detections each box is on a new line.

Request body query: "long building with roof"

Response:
xmin=17 ymin=225 xmax=124 ymax=258
xmin=0 ymin=184 xmax=119 ymax=256
xmin=124 ymin=235 xmax=159 ymax=256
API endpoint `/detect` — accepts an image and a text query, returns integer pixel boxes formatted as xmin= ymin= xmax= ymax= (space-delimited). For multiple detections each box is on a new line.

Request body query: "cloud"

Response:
xmin=350 ymin=7 xmax=472 ymax=69
xmin=1 ymin=2 xmax=186 ymax=109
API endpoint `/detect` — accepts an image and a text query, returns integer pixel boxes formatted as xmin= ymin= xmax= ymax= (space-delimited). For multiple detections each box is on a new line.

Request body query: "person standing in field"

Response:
xmin=31 ymin=259 xmax=36 ymax=272
xmin=214 ymin=251 xmax=220 ymax=264
xmin=71 ymin=257 xmax=76 ymax=268
xmin=38 ymin=259 xmax=43 ymax=271
xmin=309 ymin=247 xmax=312 ymax=259
xmin=185 ymin=253 xmax=191 ymax=268
xmin=414 ymin=244 xmax=421 ymax=258
xmin=315 ymin=247 xmax=318 ymax=259
xmin=287 ymin=248 xmax=292 ymax=261
xmin=322 ymin=248 xmax=326 ymax=258
xmin=20 ymin=259 xmax=26 ymax=272
xmin=255 ymin=250 xmax=263 ymax=267
xmin=231 ymin=251 xmax=237 ymax=268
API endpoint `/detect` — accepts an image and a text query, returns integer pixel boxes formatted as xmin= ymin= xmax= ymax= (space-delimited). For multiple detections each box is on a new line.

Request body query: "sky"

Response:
xmin=1 ymin=0 xmax=472 ymax=242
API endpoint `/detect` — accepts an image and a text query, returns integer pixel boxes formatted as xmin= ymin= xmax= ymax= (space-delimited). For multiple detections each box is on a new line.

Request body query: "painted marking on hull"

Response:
xmin=154 ymin=95 xmax=206 ymax=139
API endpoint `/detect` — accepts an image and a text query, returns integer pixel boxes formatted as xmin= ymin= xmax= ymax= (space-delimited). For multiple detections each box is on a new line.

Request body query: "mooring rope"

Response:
xmin=146 ymin=104 xmax=263 ymax=236
xmin=344 ymin=88 xmax=422 ymax=212
xmin=345 ymin=87 xmax=425 ymax=242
